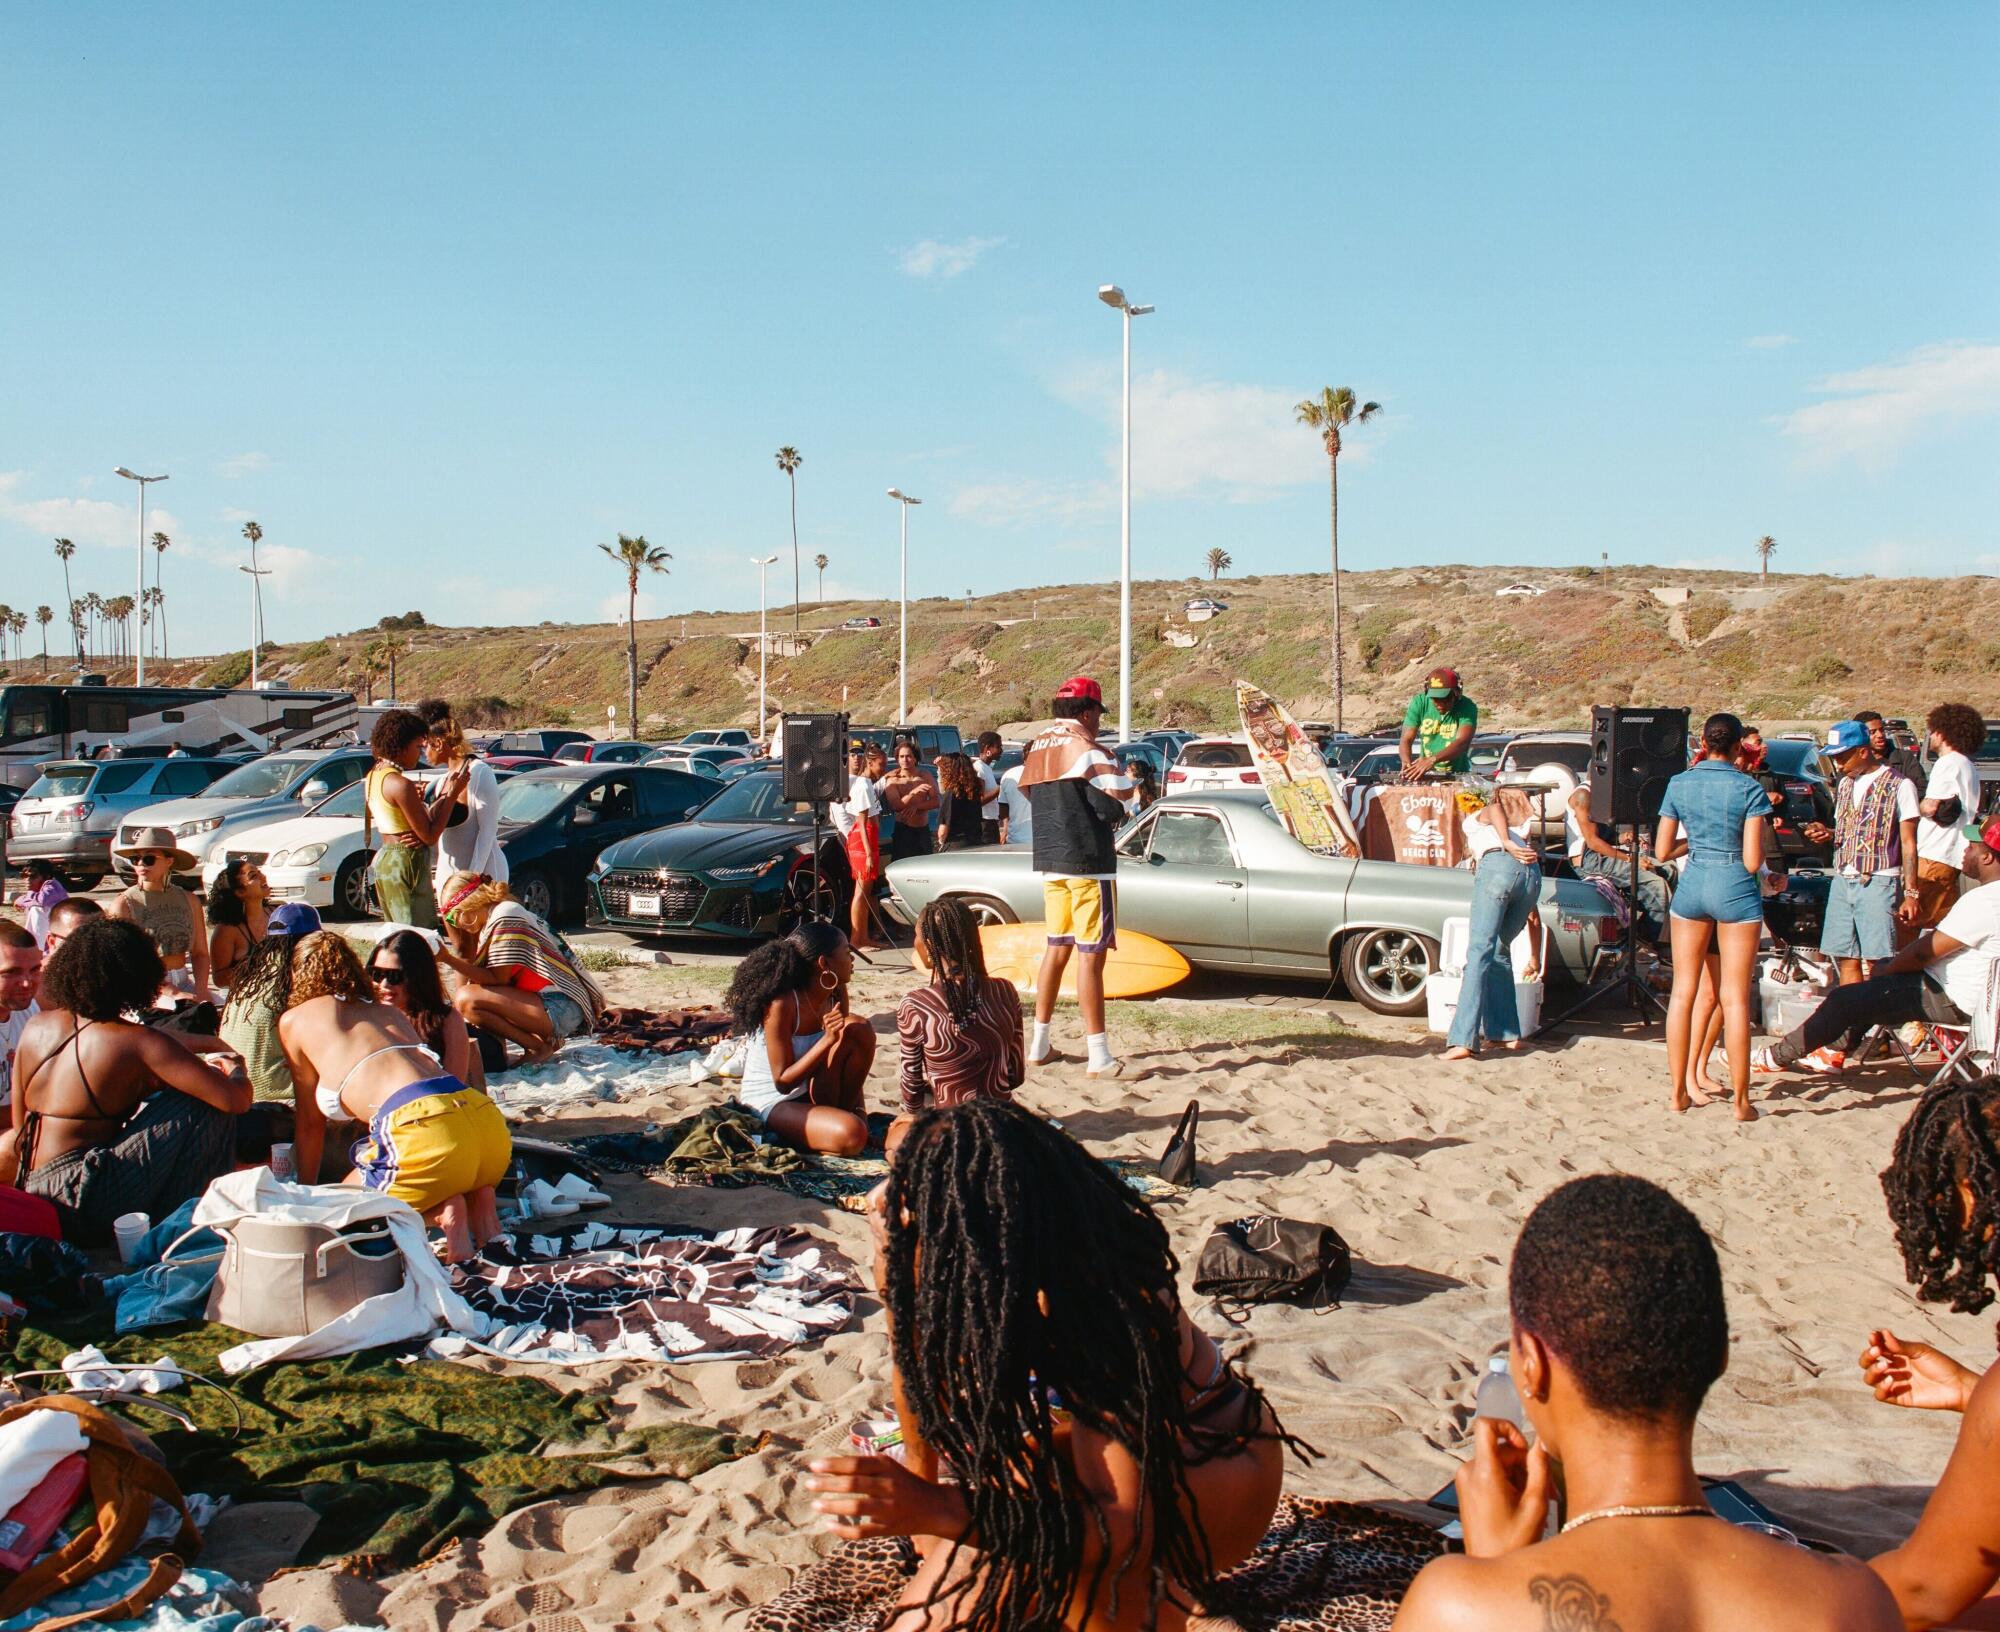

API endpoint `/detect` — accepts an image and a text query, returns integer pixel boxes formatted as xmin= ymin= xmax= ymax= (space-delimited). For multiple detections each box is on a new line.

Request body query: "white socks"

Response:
xmin=1029 ymin=1021 xmax=1053 ymax=1063
xmin=1086 ymin=1032 xmax=1114 ymax=1070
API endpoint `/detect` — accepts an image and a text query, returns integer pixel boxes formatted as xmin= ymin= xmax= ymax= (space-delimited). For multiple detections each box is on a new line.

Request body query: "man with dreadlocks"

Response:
xmin=806 ymin=1101 xmax=1298 ymax=1630
xmin=1859 ymin=1082 xmax=2000 ymax=1629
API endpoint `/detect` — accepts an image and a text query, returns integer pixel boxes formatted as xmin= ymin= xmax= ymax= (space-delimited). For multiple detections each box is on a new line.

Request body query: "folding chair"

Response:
xmin=1853 ymin=967 xmax=1996 ymax=1087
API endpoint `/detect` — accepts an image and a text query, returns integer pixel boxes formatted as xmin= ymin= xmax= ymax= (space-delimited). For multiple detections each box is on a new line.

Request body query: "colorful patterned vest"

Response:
xmin=1833 ymin=767 xmax=1906 ymax=875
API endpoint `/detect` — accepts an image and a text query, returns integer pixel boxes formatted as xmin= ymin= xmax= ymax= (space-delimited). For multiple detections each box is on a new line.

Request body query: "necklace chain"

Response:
xmin=1560 ymin=1502 xmax=1710 ymax=1535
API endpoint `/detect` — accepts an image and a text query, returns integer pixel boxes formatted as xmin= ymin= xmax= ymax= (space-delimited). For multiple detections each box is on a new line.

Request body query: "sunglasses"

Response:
xmin=131 ymin=853 xmax=168 ymax=866
xmin=369 ymin=966 xmax=407 ymax=986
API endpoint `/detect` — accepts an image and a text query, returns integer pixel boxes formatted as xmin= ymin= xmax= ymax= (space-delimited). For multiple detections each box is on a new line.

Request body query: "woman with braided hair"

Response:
xmin=806 ymin=1101 xmax=1301 ymax=1631
xmin=1860 ymin=1081 xmax=2000 ymax=1628
xmin=889 ymin=898 xmax=1023 ymax=1154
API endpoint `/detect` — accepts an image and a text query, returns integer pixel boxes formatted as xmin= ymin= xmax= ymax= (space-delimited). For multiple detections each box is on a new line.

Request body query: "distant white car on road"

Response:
xmin=1164 ymin=736 xmax=1261 ymax=793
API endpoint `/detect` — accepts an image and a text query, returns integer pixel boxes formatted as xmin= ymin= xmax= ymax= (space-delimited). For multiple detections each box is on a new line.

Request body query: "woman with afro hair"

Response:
xmin=1861 ymin=1081 xmax=2000 ymax=1627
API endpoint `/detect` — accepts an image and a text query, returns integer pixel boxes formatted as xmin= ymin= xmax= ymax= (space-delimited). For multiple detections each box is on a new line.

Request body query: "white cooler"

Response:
xmin=1426 ymin=914 xmax=1547 ymax=1037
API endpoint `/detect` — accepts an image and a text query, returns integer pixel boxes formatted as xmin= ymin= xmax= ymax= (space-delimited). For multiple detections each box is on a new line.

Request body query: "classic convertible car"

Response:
xmin=883 ymin=790 xmax=1611 ymax=1016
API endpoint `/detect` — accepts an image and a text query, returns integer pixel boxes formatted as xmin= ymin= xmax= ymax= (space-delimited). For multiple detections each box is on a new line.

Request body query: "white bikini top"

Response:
xmin=318 ymin=1041 xmax=438 ymax=1120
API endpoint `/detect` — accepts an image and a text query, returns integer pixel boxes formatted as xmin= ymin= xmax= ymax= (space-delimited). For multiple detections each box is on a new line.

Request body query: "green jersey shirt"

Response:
xmin=1403 ymin=693 xmax=1478 ymax=771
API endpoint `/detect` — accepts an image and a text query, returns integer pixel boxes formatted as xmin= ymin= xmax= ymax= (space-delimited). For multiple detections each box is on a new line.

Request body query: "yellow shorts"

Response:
xmin=354 ymin=1078 xmax=513 ymax=1214
xmin=1043 ymin=877 xmax=1117 ymax=954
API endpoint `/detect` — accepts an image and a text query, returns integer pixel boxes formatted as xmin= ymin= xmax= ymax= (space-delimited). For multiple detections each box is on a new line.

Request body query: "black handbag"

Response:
xmin=1192 ymin=1215 xmax=1352 ymax=1312
xmin=1157 ymin=1100 xmax=1199 ymax=1187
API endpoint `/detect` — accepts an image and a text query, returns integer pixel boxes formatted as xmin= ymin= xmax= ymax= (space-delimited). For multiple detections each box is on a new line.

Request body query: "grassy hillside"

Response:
xmin=8 ymin=564 xmax=1994 ymax=738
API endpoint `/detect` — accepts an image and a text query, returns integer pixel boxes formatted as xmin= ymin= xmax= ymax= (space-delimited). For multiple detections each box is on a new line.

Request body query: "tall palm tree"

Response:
xmin=53 ymin=539 xmax=77 ymax=660
xmin=35 ymin=606 xmax=52 ymax=670
xmin=12 ymin=611 xmax=28 ymax=665
xmin=83 ymin=593 xmax=103 ymax=662
xmin=241 ymin=521 xmax=266 ymax=655
xmin=1205 ymin=547 xmax=1232 ymax=581
xmin=814 ymin=553 xmax=829 ymax=604
xmin=151 ymin=532 xmax=171 ymax=659
xmin=1294 ymin=386 xmax=1381 ymax=731
xmin=144 ymin=588 xmax=165 ymax=662
xmin=1756 ymin=534 xmax=1777 ymax=580
xmin=0 ymin=606 xmax=12 ymax=666
xmin=597 ymin=533 xmax=672 ymax=735
xmin=775 ymin=446 xmax=803 ymax=640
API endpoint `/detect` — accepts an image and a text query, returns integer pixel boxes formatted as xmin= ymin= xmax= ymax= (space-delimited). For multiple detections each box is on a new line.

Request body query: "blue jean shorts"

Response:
xmin=1670 ymin=858 xmax=1763 ymax=925
xmin=540 ymin=990 xmax=589 ymax=1041
xmin=1822 ymin=873 xmax=1899 ymax=961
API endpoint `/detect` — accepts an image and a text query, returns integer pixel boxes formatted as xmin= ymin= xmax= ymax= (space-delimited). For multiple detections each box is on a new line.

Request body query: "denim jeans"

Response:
xmin=1448 ymin=851 xmax=1540 ymax=1050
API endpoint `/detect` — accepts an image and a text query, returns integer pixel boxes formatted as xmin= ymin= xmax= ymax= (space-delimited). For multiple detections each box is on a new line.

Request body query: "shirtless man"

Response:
xmin=1394 ymin=1174 xmax=1900 ymax=1632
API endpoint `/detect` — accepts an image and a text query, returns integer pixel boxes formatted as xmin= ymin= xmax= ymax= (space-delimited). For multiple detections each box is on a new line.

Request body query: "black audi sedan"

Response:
xmin=587 ymin=770 xmax=849 ymax=939
xmin=495 ymin=764 xmax=715 ymax=923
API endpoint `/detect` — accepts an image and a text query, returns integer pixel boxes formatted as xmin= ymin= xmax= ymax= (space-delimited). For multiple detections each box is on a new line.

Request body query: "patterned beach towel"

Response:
xmin=438 ymin=1221 xmax=858 ymax=1365
xmin=746 ymin=1496 xmax=1444 ymax=1632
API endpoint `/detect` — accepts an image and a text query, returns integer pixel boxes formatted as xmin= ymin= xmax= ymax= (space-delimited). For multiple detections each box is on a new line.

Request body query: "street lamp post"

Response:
xmin=113 ymin=467 xmax=168 ymax=683
xmin=238 ymin=566 xmax=271 ymax=686
xmin=887 ymin=489 xmax=921 ymax=726
xmin=1096 ymin=287 xmax=1153 ymax=745
xmin=751 ymin=554 xmax=780 ymax=738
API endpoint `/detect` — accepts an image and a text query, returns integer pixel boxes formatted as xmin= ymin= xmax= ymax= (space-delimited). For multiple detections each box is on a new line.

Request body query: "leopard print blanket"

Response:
xmin=746 ymin=1495 xmax=1444 ymax=1632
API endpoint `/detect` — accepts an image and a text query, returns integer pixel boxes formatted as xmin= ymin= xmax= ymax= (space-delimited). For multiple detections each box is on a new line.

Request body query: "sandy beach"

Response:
xmin=233 ymin=954 xmax=1984 ymax=1631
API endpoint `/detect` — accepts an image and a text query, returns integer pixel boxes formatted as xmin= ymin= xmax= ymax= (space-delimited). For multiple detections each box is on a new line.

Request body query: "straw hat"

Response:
xmin=111 ymin=825 xmax=197 ymax=873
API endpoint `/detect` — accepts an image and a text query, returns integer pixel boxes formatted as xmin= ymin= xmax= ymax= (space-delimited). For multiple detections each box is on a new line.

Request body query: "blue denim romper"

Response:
xmin=1658 ymin=760 xmax=1767 ymax=924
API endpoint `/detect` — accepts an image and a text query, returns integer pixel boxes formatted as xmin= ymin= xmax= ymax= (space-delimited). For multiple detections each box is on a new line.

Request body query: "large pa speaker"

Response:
xmin=1588 ymin=706 xmax=1690 ymax=826
xmin=782 ymin=712 xmax=849 ymax=805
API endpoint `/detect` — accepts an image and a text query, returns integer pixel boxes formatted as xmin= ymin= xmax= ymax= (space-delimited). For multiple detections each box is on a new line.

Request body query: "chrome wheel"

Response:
xmin=514 ymin=869 xmax=555 ymax=922
xmin=1341 ymin=928 xmax=1437 ymax=1016
xmin=334 ymin=855 xmax=372 ymax=920
xmin=777 ymin=858 xmax=844 ymax=932
xmin=955 ymin=894 xmax=1019 ymax=929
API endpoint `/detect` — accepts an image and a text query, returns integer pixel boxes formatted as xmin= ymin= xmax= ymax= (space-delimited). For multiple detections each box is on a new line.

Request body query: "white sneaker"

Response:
xmin=1086 ymin=1058 xmax=1143 ymax=1080
xmin=551 ymin=1172 xmax=611 ymax=1210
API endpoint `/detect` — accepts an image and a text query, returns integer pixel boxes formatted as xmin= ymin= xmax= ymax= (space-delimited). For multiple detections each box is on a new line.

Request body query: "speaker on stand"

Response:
xmin=1545 ymin=705 xmax=1690 ymax=1033
xmin=782 ymin=712 xmax=848 ymax=928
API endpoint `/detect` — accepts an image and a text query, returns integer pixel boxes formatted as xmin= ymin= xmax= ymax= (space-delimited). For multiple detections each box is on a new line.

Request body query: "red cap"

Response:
xmin=1054 ymin=675 xmax=1104 ymax=704
xmin=1426 ymin=667 xmax=1461 ymax=691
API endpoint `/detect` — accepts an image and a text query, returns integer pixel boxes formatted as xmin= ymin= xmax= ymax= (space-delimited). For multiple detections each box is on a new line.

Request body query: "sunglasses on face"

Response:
xmin=132 ymin=854 xmax=168 ymax=866
xmin=369 ymin=965 xmax=407 ymax=986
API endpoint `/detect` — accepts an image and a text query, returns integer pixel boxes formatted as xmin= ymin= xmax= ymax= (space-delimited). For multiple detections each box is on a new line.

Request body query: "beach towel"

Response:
xmin=595 ymin=1004 xmax=733 ymax=1055
xmin=434 ymin=1221 xmax=857 ymax=1365
xmin=481 ymin=1041 xmax=717 ymax=1116
xmin=746 ymin=1495 xmax=1444 ymax=1632
xmin=6 ymin=1323 xmax=758 ymax=1574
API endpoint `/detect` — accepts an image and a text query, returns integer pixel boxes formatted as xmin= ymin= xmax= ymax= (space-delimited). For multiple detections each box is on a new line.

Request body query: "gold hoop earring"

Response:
xmin=818 ymin=969 xmax=839 ymax=991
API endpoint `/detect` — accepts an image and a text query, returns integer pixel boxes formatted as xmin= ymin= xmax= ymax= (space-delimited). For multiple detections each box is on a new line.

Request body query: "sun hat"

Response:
xmin=111 ymin=825 xmax=196 ymax=873
xmin=265 ymin=902 xmax=324 ymax=937
xmin=1425 ymin=667 xmax=1461 ymax=699
xmin=1821 ymin=721 xmax=1869 ymax=756
xmin=1054 ymin=676 xmax=1104 ymax=705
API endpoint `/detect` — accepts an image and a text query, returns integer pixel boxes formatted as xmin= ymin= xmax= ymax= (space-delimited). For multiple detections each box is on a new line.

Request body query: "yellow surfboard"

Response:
xmin=979 ymin=922 xmax=1192 ymax=999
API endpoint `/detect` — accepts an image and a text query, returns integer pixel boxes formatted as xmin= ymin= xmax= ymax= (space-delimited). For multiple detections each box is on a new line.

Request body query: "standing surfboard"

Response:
xmin=1235 ymin=681 xmax=1361 ymax=859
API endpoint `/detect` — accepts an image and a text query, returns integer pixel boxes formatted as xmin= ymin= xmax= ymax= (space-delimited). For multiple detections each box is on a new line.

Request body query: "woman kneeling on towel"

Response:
xmin=437 ymin=872 xmax=604 ymax=1066
xmin=807 ymin=1101 xmax=1302 ymax=1631
xmin=724 ymin=921 xmax=874 ymax=1157
xmin=278 ymin=931 xmax=511 ymax=1261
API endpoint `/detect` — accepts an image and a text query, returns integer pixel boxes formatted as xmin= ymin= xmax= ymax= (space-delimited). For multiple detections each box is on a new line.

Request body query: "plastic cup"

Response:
xmin=269 ymin=1143 xmax=296 ymax=1182
xmin=112 ymin=1212 xmax=151 ymax=1266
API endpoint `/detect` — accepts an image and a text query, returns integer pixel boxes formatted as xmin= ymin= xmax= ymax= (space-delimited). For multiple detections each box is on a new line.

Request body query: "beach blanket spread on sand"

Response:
xmin=432 ymin=1221 xmax=858 ymax=1365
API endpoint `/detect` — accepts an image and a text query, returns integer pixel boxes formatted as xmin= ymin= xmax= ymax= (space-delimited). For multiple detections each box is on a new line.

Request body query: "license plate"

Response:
xmin=627 ymin=892 xmax=662 ymax=917
xmin=16 ymin=812 xmax=43 ymax=830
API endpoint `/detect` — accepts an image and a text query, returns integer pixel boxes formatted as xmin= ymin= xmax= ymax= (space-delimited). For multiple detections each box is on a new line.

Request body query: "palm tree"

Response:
xmin=597 ymin=533 xmax=672 ymax=735
xmin=1756 ymin=534 xmax=1777 ymax=580
xmin=0 ymin=607 xmax=12 ymax=666
xmin=83 ymin=593 xmax=103 ymax=662
xmin=35 ymin=606 xmax=51 ymax=670
xmin=1294 ymin=386 xmax=1382 ymax=731
xmin=814 ymin=553 xmax=829 ymax=604
xmin=242 ymin=522 xmax=266 ymax=655
xmin=144 ymin=588 xmax=165 ymax=662
xmin=105 ymin=596 xmax=133 ymax=664
xmin=775 ymin=446 xmax=803 ymax=641
xmin=10 ymin=611 xmax=27 ymax=665
xmin=1205 ymin=547 xmax=1232 ymax=581
xmin=151 ymin=532 xmax=171 ymax=659
xmin=53 ymin=539 xmax=77 ymax=660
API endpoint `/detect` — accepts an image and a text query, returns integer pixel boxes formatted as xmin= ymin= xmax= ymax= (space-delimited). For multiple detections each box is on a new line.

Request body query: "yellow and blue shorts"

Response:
xmin=1043 ymin=877 xmax=1117 ymax=954
xmin=353 ymin=1077 xmax=513 ymax=1214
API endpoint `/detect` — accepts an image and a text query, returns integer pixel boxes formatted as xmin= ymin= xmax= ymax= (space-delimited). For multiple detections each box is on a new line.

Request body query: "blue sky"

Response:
xmin=4 ymin=5 xmax=1996 ymax=659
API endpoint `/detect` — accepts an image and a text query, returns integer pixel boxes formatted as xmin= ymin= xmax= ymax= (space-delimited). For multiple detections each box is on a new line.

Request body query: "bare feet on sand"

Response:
xmin=1441 ymin=1045 xmax=1475 ymax=1062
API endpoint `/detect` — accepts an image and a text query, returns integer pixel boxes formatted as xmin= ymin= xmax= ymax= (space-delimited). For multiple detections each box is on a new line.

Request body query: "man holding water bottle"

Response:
xmin=1393 ymin=1175 xmax=1900 ymax=1631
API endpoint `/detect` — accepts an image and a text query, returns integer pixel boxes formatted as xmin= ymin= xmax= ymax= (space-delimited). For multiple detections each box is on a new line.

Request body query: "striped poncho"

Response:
xmin=478 ymin=901 xmax=606 ymax=1028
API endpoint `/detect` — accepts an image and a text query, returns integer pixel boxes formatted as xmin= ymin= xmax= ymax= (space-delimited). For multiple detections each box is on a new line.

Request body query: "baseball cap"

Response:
xmin=1821 ymin=721 xmax=1869 ymax=755
xmin=1961 ymin=815 xmax=2000 ymax=850
xmin=266 ymin=903 xmax=324 ymax=938
xmin=1054 ymin=675 xmax=1104 ymax=705
xmin=1425 ymin=667 xmax=1461 ymax=699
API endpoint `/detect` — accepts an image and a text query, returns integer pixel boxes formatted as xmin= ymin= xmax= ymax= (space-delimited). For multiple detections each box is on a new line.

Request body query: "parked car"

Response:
xmin=884 ymin=790 xmax=1609 ymax=1015
xmin=1184 ymin=598 xmax=1229 ymax=619
xmin=1495 ymin=582 xmax=1545 ymax=598
xmin=588 ymin=769 xmax=848 ymax=939
xmin=849 ymin=724 xmax=964 ymax=763
xmin=1113 ymin=741 xmax=1168 ymax=786
xmin=8 ymin=757 xmax=237 ymax=887
xmin=1137 ymin=728 xmax=1197 ymax=765
xmin=474 ymin=729 xmax=594 ymax=757
xmin=1757 ymin=739 xmax=1837 ymax=866
xmin=1318 ymin=735 xmax=1395 ymax=775
xmin=113 ymin=746 xmax=377 ymax=888
xmin=839 ymin=616 xmax=883 ymax=631
xmin=645 ymin=745 xmax=757 ymax=781
xmin=677 ymin=729 xmax=757 ymax=750
xmin=1975 ymin=720 xmax=2000 ymax=814
xmin=1165 ymin=737 xmax=1261 ymax=794
xmin=482 ymin=765 xmax=715 ymax=923
xmin=482 ymin=755 xmax=562 ymax=772
xmin=551 ymin=740 xmax=664 ymax=765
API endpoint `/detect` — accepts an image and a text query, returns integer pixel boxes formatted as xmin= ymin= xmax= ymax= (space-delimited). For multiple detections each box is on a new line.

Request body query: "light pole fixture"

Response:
xmin=238 ymin=565 xmax=272 ymax=687
xmin=113 ymin=467 xmax=168 ymax=684
xmin=1096 ymin=287 xmax=1152 ymax=744
xmin=887 ymin=489 xmax=922 ymax=726
xmin=751 ymin=554 xmax=780 ymax=737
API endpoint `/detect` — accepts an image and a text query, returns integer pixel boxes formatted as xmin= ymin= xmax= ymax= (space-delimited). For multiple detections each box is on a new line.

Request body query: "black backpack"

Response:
xmin=1192 ymin=1215 xmax=1351 ymax=1312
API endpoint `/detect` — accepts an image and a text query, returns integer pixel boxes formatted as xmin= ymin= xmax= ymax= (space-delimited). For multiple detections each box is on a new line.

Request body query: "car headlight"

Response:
xmin=175 ymin=817 xmax=224 ymax=837
xmin=265 ymin=848 xmax=290 ymax=867
xmin=708 ymin=855 xmax=785 ymax=881
xmin=287 ymin=843 xmax=329 ymax=866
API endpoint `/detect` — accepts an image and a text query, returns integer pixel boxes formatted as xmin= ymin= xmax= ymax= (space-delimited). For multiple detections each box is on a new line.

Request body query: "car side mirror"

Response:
xmin=572 ymin=807 xmax=598 ymax=826
xmin=299 ymin=781 xmax=329 ymax=804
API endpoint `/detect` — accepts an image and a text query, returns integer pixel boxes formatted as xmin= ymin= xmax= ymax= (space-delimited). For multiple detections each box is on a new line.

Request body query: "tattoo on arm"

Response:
xmin=1528 ymin=1575 xmax=1624 ymax=1632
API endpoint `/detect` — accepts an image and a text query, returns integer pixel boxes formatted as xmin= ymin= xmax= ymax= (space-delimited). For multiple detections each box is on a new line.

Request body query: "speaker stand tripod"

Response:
xmin=1542 ymin=843 xmax=1665 ymax=1032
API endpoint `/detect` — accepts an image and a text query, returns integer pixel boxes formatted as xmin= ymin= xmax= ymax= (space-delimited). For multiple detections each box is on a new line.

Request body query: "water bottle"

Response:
xmin=1474 ymin=1355 xmax=1526 ymax=1432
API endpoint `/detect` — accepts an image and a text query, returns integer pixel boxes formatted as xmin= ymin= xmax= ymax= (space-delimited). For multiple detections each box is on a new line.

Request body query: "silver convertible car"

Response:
xmin=883 ymin=790 xmax=1612 ymax=1016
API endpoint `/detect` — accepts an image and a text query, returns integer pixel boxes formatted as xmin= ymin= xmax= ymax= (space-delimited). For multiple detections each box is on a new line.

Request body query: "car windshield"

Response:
xmin=1352 ymin=749 xmax=1403 ymax=783
xmin=1981 ymin=727 xmax=2000 ymax=760
xmin=1180 ymin=742 xmax=1252 ymax=769
xmin=1324 ymin=740 xmax=1385 ymax=772
xmin=26 ymin=763 xmax=95 ymax=799
xmin=205 ymin=756 xmax=314 ymax=798
xmin=497 ymin=775 xmax=587 ymax=825
xmin=1762 ymin=740 xmax=1828 ymax=780
xmin=1467 ymin=738 xmax=1509 ymax=773
xmin=691 ymin=774 xmax=808 ymax=825
xmin=309 ymin=780 xmax=369 ymax=819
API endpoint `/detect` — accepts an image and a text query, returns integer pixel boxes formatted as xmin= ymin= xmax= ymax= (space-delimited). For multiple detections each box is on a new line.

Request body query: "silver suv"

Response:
xmin=8 ymin=757 xmax=234 ymax=887
xmin=115 ymin=746 xmax=375 ymax=886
